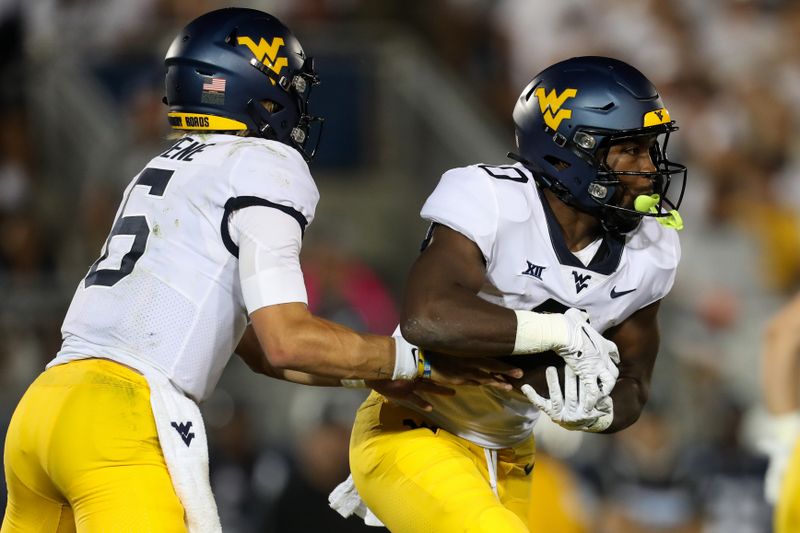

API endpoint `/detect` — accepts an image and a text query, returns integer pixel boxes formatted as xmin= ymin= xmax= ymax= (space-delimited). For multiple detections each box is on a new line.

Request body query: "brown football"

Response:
xmin=498 ymin=350 xmax=566 ymax=398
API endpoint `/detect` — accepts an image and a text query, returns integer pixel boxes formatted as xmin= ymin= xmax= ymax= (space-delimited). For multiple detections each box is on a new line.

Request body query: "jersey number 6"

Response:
xmin=84 ymin=168 xmax=174 ymax=288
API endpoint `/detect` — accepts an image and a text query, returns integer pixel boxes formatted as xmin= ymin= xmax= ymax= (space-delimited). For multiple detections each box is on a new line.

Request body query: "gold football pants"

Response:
xmin=776 ymin=438 xmax=800 ymax=533
xmin=349 ymin=391 xmax=535 ymax=532
xmin=2 ymin=359 xmax=185 ymax=532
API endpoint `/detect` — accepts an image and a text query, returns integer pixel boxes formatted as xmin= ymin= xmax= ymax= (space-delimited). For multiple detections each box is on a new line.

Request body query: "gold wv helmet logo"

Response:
xmin=534 ymin=87 xmax=577 ymax=130
xmin=237 ymin=36 xmax=288 ymax=84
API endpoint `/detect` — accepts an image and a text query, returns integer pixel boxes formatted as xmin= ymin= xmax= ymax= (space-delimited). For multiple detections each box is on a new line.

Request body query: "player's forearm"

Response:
xmin=276 ymin=369 xmax=342 ymax=386
xmin=244 ymin=357 xmax=343 ymax=386
xmin=251 ymin=303 xmax=423 ymax=381
xmin=264 ymin=317 xmax=397 ymax=379
xmin=236 ymin=326 xmax=344 ymax=384
xmin=401 ymin=291 xmax=518 ymax=356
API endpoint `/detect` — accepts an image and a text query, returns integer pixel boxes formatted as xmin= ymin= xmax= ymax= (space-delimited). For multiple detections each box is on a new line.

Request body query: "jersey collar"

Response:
xmin=536 ymin=184 xmax=624 ymax=275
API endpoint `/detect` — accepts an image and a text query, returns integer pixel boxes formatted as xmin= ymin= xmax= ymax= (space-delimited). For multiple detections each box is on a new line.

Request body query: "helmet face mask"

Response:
xmin=591 ymin=127 xmax=686 ymax=232
xmin=164 ymin=8 xmax=324 ymax=161
xmin=509 ymin=56 xmax=686 ymax=234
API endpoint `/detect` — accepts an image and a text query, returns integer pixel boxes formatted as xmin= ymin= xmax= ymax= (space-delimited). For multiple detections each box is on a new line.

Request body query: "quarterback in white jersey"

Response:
xmin=53 ymin=133 xmax=319 ymax=402
xmin=343 ymin=57 xmax=687 ymax=532
xmin=1 ymin=9 xmax=514 ymax=533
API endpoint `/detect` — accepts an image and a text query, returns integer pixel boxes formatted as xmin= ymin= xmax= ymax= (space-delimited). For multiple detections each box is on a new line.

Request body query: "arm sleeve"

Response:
xmin=420 ymin=166 xmax=499 ymax=262
xmin=229 ymin=206 xmax=308 ymax=313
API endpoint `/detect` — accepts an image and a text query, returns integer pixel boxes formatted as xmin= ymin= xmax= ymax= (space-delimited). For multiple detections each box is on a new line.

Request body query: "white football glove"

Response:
xmin=556 ymin=308 xmax=620 ymax=411
xmin=522 ymin=364 xmax=614 ymax=433
xmin=761 ymin=412 xmax=800 ymax=504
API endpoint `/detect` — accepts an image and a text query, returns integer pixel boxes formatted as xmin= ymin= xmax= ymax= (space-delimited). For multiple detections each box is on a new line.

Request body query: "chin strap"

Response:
xmin=634 ymin=194 xmax=684 ymax=230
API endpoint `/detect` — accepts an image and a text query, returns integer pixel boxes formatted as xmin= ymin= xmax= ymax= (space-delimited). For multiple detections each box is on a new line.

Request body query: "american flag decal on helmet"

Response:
xmin=202 ymin=76 xmax=226 ymax=92
xmin=201 ymin=76 xmax=226 ymax=104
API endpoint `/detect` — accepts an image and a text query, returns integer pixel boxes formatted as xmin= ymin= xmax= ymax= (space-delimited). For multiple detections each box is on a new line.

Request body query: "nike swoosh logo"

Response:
xmin=411 ymin=347 xmax=418 ymax=365
xmin=524 ymin=463 xmax=533 ymax=475
xmin=610 ymin=286 xmax=637 ymax=299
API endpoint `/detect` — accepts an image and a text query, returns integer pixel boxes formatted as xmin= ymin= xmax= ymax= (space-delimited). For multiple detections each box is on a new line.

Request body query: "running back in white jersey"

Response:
xmin=52 ymin=134 xmax=318 ymax=401
xmin=404 ymin=162 xmax=680 ymax=448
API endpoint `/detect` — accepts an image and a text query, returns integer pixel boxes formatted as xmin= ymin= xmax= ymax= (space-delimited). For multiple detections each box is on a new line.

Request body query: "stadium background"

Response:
xmin=1 ymin=0 xmax=799 ymax=531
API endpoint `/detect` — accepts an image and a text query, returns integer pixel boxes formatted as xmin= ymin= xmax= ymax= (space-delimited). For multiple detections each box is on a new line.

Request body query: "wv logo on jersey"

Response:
xmin=171 ymin=421 xmax=195 ymax=447
xmin=572 ymin=271 xmax=591 ymax=293
xmin=237 ymin=36 xmax=288 ymax=83
xmin=522 ymin=261 xmax=546 ymax=280
xmin=534 ymin=87 xmax=577 ymax=130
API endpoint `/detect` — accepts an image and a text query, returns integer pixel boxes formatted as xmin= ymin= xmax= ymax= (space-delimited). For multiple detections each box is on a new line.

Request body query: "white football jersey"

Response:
xmin=408 ymin=162 xmax=680 ymax=448
xmin=51 ymin=134 xmax=318 ymax=402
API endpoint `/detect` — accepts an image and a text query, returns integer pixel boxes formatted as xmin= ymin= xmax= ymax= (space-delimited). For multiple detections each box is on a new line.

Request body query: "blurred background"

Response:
xmin=1 ymin=0 xmax=799 ymax=531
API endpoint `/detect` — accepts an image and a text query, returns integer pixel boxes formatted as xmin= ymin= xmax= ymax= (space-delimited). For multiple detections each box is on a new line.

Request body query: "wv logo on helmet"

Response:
xmin=534 ymin=87 xmax=577 ymax=130
xmin=237 ymin=36 xmax=288 ymax=83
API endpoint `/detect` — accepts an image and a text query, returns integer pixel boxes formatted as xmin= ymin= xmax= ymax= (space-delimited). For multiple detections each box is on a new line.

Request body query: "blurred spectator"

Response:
xmin=667 ymin=156 xmax=786 ymax=411
xmin=206 ymin=397 xmax=268 ymax=533
xmin=0 ymin=210 xmax=56 ymax=284
xmin=303 ymin=239 xmax=399 ymax=335
xmin=698 ymin=0 xmax=782 ymax=87
xmin=0 ymin=107 xmax=34 ymax=217
xmin=271 ymin=418 xmax=379 ymax=532
xmin=688 ymin=391 xmax=772 ymax=533
xmin=590 ymin=405 xmax=702 ymax=533
xmin=493 ymin=0 xmax=596 ymax=89
xmin=0 ymin=1 xmax=24 ymax=108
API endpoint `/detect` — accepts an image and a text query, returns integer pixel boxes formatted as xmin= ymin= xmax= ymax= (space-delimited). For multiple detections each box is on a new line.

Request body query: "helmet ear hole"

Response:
xmin=260 ymin=100 xmax=283 ymax=113
xmin=543 ymin=155 xmax=570 ymax=171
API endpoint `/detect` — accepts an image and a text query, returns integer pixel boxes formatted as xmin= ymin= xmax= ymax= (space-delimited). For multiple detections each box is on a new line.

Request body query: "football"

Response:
xmin=499 ymin=351 xmax=566 ymax=397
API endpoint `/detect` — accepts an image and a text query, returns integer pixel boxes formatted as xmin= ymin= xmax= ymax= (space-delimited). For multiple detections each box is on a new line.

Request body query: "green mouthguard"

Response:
xmin=633 ymin=194 xmax=684 ymax=231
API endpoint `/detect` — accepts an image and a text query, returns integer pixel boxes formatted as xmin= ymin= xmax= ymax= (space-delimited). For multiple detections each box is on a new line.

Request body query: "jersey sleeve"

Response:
xmin=420 ymin=166 xmax=499 ymax=262
xmin=227 ymin=140 xmax=320 ymax=228
xmin=220 ymin=140 xmax=320 ymax=258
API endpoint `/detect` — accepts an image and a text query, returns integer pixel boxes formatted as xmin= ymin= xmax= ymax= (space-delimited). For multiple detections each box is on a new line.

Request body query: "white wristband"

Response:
xmin=512 ymin=310 xmax=568 ymax=355
xmin=392 ymin=335 xmax=420 ymax=380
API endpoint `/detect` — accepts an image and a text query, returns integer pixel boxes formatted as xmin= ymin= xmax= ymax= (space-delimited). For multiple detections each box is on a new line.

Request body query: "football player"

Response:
xmin=761 ymin=293 xmax=800 ymax=532
xmin=0 ymin=8 xmax=518 ymax=532
xmin=342 ymin=56 xmax=686 ymax=531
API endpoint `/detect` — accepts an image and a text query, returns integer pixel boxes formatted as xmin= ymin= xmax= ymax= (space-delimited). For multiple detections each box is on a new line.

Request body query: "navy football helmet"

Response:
xmin=164 ymin=8 xmax=322 ymax=161
xmin=509 ymin=56 xmax=686 ymax=233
